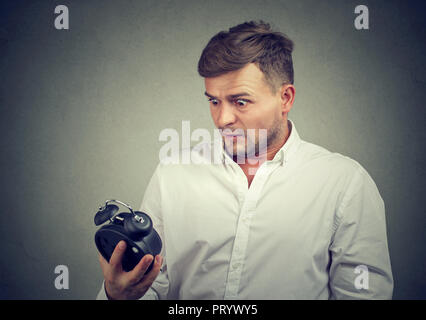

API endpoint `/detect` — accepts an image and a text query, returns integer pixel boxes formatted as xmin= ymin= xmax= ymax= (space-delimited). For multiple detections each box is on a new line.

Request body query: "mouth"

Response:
xmin=220 ymin=128 xmax=246 ymax=145
xmin=222 ymin=133 xmax=244 ymax=137
xmin=221 ymin=128 xmax=245 ymax=136
xmin=222 ymin=134 xmax=245 ymax=143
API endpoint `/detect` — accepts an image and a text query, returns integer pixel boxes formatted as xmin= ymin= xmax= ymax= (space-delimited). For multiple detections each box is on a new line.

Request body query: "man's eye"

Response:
xmin=235 ymin=99 xmax=248 ymax=107
xmin=208 ymin=98 xmax=219 ymax=105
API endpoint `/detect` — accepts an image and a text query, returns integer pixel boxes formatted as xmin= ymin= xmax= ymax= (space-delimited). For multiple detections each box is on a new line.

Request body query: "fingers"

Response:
xmin=144 ymin=255 xmax=163 ymax=283
xmin=109 ymin=240 xmax=127 ymax=274
xmin=127 ymin=254 xmax=162 ymax=285
xmin=134 ymin=255 xmax=163 ymax=288
xmin=99 ymin=240 xmax=162 ymax=290
xmin=126 ymin=254 xmax=154 ymax=284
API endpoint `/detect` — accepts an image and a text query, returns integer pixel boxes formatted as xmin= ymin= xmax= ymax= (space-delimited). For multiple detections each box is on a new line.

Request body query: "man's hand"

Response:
xmin=98 ymin=240 xmax=163 ymax=300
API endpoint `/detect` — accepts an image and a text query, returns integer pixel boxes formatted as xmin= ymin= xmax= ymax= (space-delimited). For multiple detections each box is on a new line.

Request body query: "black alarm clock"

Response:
xmin=94 ymin=199 xmax=162 ymax=273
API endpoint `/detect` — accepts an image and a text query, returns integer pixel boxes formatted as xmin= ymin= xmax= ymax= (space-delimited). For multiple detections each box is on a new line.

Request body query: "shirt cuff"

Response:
xmin=96 ymin=281 xmax=159 ymax=300
xmin=96 ymin=281 xmax=111 ymax=300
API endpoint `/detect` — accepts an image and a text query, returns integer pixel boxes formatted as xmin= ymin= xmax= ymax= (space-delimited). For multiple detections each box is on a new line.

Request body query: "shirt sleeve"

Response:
xmin=95 ymin=164 xmax=170 ymax=300
xmin=328 ymin=165 xmax=394 ymax=299
xmin=138 ymin=164 xmax=170 ymax=300
xmin=95 ymin=280 xmax=160 ymax=300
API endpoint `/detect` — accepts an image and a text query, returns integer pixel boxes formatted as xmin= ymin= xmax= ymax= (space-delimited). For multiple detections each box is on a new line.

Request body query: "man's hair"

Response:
xmin=197 ymin=20 xmax=294 ymax=94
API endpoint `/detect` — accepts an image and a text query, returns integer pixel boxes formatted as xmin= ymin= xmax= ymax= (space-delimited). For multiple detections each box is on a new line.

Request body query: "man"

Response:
xmin=97 ymin=20 xmax=393 ymax=299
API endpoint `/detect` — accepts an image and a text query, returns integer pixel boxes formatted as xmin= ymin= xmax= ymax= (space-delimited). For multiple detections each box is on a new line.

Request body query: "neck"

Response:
xmin=235 ymin=120 xmax=291 ymax=184
xmin=265 ymin=122 xmax=290 ymax=161
xmin=241 ymin=119 xmax=291 ymax=163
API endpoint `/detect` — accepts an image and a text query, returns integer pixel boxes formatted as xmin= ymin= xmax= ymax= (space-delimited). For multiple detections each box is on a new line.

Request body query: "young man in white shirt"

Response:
xmin=97 ymin=20 xmax=393 ymax=300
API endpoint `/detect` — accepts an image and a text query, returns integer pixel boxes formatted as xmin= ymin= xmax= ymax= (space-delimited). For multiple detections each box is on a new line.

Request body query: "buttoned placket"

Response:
xmin=223 ymin=158 xmax=283 ymax=299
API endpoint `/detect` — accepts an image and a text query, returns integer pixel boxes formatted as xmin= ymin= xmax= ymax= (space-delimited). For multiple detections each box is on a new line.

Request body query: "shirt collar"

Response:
xmin=219 ymin=119 xmax=302 ymax=166
xmin=273 ymin=119 xmax=301 ymax=166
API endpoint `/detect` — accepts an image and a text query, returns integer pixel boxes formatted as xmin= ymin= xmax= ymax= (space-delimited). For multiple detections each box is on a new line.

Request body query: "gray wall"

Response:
xmin=0 ymin=0 xmax=425 ymax=299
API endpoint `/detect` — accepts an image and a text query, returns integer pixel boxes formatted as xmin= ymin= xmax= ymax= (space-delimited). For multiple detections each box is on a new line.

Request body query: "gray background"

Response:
xmin=0 ymin=0 xmax=425 ymax=299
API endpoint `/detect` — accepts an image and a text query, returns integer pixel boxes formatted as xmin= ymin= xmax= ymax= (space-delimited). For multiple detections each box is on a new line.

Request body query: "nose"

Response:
xmin=215 ymin=102 xmax=237 ymax=129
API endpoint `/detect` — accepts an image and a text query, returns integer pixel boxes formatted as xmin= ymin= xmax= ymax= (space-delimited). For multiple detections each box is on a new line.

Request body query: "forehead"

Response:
xmin=204 ymin=63 xmax=270 ymax=97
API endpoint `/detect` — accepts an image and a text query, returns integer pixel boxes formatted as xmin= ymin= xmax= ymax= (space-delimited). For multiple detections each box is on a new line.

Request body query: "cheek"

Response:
xmin=210 ymin=106 xmax=218 ymax=125
xmin=243 ymin=106 xmax=277 ymax=129
xmin=261 ymin=101 xmax=282 ymax=127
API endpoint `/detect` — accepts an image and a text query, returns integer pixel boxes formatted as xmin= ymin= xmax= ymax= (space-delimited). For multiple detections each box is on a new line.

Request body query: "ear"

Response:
xmin=279 ymin=84 xmax=296 ymax=115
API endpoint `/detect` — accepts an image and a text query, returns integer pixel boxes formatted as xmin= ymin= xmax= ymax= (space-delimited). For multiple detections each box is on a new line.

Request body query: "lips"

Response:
xmin=223 ymin=134 xmax=244 ymax=137
xmin=223 ymin=134 xmax=245 ymax=145
xmin=221 ymin=128 xmax=245 ymax=138
xmin=223 ymin=134 xmax=245 ymax=141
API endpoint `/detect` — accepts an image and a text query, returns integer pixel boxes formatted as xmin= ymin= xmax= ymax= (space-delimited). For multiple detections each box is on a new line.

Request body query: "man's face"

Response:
xmin=204 ymin=63 xmax=286 ymax=159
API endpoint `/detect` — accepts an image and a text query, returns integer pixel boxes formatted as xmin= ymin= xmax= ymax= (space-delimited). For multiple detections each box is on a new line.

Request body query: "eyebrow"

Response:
xmin=204 ymin=91 xmax=253 ymax=100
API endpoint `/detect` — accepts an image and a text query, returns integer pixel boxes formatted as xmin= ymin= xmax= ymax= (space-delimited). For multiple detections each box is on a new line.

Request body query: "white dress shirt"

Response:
xmin=97 ymin=119 xmax=393 ymax=300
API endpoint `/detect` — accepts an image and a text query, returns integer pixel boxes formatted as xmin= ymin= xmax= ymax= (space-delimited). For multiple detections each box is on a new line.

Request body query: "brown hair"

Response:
xmin=197 ymin=20 xmax=294 ymax=94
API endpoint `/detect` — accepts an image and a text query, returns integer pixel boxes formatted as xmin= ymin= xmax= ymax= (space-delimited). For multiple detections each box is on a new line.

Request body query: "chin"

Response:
xmin=224 ymin=143 xmax=245 ymax=158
